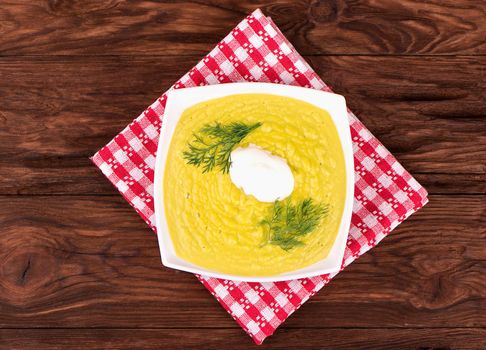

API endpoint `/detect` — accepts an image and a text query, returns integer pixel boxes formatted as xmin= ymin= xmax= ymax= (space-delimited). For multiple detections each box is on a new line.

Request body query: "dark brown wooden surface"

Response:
xmin=1 ymin=195 xmax=484 ymax=329
xmin=1 ymin=0 xmax=485 ymax=55
xmin=1 ymin=329 xmax=486 ymax=350
xmin=0 ymin=1 xmax=484 ymax=349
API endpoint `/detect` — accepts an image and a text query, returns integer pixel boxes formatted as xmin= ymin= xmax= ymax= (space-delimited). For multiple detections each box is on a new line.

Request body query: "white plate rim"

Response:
xmin=153 ymin=82 xmax=354 ymax=282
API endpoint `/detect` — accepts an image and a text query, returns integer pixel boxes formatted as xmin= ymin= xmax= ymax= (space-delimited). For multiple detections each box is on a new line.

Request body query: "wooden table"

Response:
xmin=1 ymin=1 xmax=485 ymax=349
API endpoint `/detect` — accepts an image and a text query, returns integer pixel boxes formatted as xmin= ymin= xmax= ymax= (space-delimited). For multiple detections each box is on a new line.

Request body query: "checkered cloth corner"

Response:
xmin=91 ymin=9 xmax=428 ymax=345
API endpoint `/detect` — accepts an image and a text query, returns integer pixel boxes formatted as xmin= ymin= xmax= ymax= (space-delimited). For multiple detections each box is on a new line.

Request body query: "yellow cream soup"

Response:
xmin=164 ymin=94 xmax=346 ymax=276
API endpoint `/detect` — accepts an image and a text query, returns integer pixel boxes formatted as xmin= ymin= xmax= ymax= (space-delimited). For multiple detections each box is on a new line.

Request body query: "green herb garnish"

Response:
xmin=183 ymin=121 xmax=262 ymax=174
xmin=259 ymin=198 xmax=328 ymax=251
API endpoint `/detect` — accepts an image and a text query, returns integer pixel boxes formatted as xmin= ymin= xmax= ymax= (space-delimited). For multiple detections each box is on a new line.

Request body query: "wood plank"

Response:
xmin=0 ymin=0 xmax=484 ymax=56
xmin=1 ymin=328 xmax=485 ymax=350
xmin=413 ymin=173 xmax=486 ymax=195
xmin=0 ymin=56 xmax=484 ymax=195
xmin=0 ymin=195 xmax=484 ymax=328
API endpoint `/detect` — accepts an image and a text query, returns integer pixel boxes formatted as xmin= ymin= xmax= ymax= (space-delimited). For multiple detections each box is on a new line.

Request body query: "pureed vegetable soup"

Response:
xmin=164 ymin=94 xmax=346 ymax=276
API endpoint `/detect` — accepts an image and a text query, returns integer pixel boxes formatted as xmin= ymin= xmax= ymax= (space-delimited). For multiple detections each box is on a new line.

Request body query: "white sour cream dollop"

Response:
xmin=229 ymin=144 xmax=294 ymax=202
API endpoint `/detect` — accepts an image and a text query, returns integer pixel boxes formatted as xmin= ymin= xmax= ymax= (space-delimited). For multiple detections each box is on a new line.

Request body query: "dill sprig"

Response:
xmin=259 ymin=198 xmax=328 ymax=251
xmin=183 ymin=121 xmax=262 ymax=174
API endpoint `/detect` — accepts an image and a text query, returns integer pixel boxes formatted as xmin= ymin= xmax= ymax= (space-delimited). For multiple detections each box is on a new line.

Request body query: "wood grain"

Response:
xmin=1 ymin=1 xmax=485 ymax=347
xmin=0 ymin=0 xmax=485 ymax=56
xmin=0 ymin=55 xmax=484 ymax=195
xmin=1 ymin=328 xmax=485 ymax=350
xmin=1 ymin=195 xmax=484 ymax=328
xmin=413 ymin=173 xmax=486 ymax=195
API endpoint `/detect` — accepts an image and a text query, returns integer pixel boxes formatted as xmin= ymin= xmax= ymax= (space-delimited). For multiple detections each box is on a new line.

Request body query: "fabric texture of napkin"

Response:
xmin=91 ymin=9 xmax=428 ymax=344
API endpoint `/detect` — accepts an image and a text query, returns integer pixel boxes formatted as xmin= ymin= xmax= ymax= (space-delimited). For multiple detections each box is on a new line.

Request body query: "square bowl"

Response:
xmin=154 ymin=82 xmax=354 ymax=282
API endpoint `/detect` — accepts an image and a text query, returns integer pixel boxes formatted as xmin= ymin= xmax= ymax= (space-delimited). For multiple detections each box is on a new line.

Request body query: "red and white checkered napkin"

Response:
xmin=92 ymin=9 xmax=428 ymax=344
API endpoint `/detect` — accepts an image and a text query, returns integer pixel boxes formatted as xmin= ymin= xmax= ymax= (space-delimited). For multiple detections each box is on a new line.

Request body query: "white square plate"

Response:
xmin=154 ymin=82 xmax=354 ymax=282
